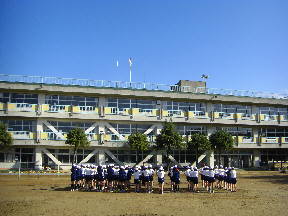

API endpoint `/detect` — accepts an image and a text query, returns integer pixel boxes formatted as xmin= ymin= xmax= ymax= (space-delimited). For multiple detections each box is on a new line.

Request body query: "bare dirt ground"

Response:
xmin=0 ymin=171 xmax=288 ymax=216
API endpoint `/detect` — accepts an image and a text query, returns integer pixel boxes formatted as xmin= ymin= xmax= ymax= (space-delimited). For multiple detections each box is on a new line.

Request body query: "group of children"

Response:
xmin=70 ymin=163 xmax=237 ymax=194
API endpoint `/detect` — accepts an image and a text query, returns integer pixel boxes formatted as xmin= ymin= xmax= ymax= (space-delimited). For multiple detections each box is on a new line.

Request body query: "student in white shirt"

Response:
xmin=185 ymin=166 xmax=192 ymax=191
xmin=190 ymin=167 xmax=199 ymax=192
xmin=157 ymin=166 xmax=165 ymax=194
xmin=217 ymin=165 xmax=225 ymax=189
xmin=208 ymin=167 xmax=216 ymax=193
xmin=143 ymin=166 xmax=151 ymax=193
xmin=148 ymin=164 xmax=155 ymax=192
xmin=230 ymin=167 xmax=237 ymax=192
xmin=133 ymin=166 xmax=141 ymax=193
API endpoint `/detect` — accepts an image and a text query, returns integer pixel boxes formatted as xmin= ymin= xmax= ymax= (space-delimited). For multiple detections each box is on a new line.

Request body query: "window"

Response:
xmin=165 ymin=101 xmax=206 ymax=112
xmin=1 ymin=120 xmax=35 ymax=132
xmin=213 ymin=104 xmax=252 ymax=114
xmin=107 ymin=98 xmax=156 ymax=110
xmin=218 ymin=127 xmax=253 ymax=137
xmin=177 ymin=125 xmax=207 ymax=135
xmin=45 ymin=95 xmax=98 ymax=106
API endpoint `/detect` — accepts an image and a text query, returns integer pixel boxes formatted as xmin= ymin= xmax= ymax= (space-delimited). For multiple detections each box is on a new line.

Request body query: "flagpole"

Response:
xmin=129 ymin=58 xmax=132 ymax=83
xmin=130 ymin=65 xmax=132 ymax=83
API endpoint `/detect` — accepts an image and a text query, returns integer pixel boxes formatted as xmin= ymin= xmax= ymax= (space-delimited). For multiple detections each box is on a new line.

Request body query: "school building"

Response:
xmin=0 ymin=74 xmax=288 ymax=170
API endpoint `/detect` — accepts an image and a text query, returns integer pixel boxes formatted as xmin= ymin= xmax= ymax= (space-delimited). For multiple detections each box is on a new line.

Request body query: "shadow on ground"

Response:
xmin=241 ymin=174 xmax=288 ymax=184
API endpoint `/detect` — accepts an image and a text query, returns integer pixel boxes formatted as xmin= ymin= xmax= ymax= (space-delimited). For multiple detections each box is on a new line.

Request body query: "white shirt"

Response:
xmin=190 ymin=170 xmax=198 ymax=178
xmin=149 ymin=168 xmax=155 ymax=176
xmin=185 ymin=169 xmax=191 ymax=177
xmin=157 ymin=170 xmax=165 ymax=178
xmin=203 ymin=169 xmax=209 ymax=176
xmin=143 ymin=169 xmax=151 ymax=177
xmin=133 ymin=170 xmax=141 ymax=179
xmin=230 ymin=170 xmax=237 ymax=178
xmin=219 ymin=168 xmax=225 ymax=176
xmin=209 ymin=170 xmax=215 ymax=178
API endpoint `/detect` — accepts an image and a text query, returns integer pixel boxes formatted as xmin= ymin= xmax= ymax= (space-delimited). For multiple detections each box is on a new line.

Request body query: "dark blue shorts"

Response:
xmin=143 ymin=176 xmax=150 ymax=183
xmin=134 ymin=179 xmax=140 ymax=184
xmin=218 ymin=175 xmax=224 ymax=181
xmin=158 ymin=177 xmax=164 ymax=183
xmin=208 ymin=177 xmax=215 ymax=183
xmin=71 ymin=175 xmax=77 ymax=181
xmin=230 ymin=178 xmax=237 ymax=184
xmin=191 ymin=177 xmax=198 ymax=184
xmin=173 ymin=178 xmax=180 ymax=184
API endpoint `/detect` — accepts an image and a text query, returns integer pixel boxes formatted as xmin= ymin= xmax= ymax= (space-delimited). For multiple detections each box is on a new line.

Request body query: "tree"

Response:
xmin=209 ymin=130 xmax=234 ymax=166
xmin=0 ymin=122 xmax=13 ymax=151
xmin=187 ymin=133 xmax=211 ymax=167
xmin=155 ymin=121 xmax=184 ymax=154
xmin=127 ymin=132 xmax=150 ymax=163
xmin=65 ymin=128 xmax=90 ymax=164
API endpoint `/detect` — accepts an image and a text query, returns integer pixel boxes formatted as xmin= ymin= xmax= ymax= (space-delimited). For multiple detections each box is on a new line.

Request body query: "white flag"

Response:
xmin=129 ymin=58 xmax=132 ymax=67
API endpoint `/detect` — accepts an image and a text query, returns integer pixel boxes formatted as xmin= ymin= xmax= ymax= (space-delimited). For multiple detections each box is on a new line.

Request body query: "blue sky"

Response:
xmin=0 ymin=0 xmax=287 ymax=92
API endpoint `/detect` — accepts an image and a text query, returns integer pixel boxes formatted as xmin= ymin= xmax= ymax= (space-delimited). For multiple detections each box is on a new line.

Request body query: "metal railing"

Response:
xmin=0 ymin=73 xmax=287 ymax=99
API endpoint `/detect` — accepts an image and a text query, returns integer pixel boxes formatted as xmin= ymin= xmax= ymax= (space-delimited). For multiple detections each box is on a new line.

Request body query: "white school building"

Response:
xmin=0 ymin=74 xmax=287 ymax=170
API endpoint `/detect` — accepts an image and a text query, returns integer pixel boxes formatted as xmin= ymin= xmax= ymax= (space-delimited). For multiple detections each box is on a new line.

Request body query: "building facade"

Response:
xmin=0 ymin=74 xmax=288 ymax=170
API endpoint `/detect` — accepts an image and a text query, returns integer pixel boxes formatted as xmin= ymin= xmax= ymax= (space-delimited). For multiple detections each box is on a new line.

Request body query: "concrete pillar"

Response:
xmin=35 ymin=147 xmax=43 ymax=170
xmin=36 ymin=120 xmax=44 ymax=142
xmin=156 ymin=151 xmax=163 ymax=165
xmin=38 ymin=94 xmax=46 ymax=104
xmin=206 ymin=150 xmax=215 ymax=168
xmin=98 ymin=122 xmax=105 ymax=145
xmin=253 ymin=150 xmax=261 ymax=167
xmin=98 ymin=150 xmax=106 ymax=165
xmin=98 ymin=97 xmax=106 ymax=107
xmin=156 ymin=124 xmax=163 ymax=135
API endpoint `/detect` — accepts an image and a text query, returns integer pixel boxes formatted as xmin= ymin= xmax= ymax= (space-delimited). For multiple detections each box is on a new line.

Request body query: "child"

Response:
xmin=133 ymin=166 xmax=141 ymax=193
xmin=208 ymin=167 xmax=215 ymax=193
xmin=143 ymin=166 xmax=151 ymax=193
xmin=148 ymin=165 xmax=155 ymax=192
xmin=230 ymin=167 xmax=237 ymax=192
xmin=185 ymin=166 xmax=192 ymax=191
xmin=157 ymin=166 xmax=165 ymax=194
xmin=118 ymin=166 xmax=127 ymax=192
xmin=190 ymin=167 xmax=199 ymax=192
xmin=70 ymin=164 xmax=77 ymax=191
xmin=172 ymin=165 xmax=180 ymax=192
xmin=107 ymin=164 xmax=115 ymax=192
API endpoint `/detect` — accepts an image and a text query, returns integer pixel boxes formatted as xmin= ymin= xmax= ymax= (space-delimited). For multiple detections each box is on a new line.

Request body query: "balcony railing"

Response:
xmin=1 ymin=73 xmax=287 ymax=99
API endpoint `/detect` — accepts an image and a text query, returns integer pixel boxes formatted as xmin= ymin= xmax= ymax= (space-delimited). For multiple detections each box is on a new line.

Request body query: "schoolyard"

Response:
xmin=0 ymin=171 xmax=287 ymax=216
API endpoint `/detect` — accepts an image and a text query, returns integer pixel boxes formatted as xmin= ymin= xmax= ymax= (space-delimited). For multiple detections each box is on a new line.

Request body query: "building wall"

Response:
xmin=0 ymin=82 xmax=288 ymax=169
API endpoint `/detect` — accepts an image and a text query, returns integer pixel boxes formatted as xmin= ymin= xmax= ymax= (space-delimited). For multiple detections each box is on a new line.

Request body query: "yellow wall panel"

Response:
xmin=104 ymin=107 xmax=112 ymax=114
xmin=72 ymin=106 xmax=80 ymax=113
xmin=162 ymin=110 xmax=168 ymax=117
xmin=40 ymin=132 xmax=48 ymax=140
xmin=0 ymin=103 xmax=4 ymax=110
xmin=94 ymin=107 xmax=99 ymax=114
xmin=132 ymin=108 xmax=140 ymax=115
xmin=64 ymin=106 xmax=70 ymax=112
xmin=7 ymin=103 xmax=16 ymax=110
xmin=41 ymin=104 xmax=50 ymax=112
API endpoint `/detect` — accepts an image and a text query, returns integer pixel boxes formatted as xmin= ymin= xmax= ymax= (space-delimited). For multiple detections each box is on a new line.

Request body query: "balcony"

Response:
xmin=45 ymin=105 xmax=70 ymax=113
xmin=6 ymin=103 xmax=37 ymax=112
xmin=71 ymin=105 xmax=99 ymax=114
xmin=9 ymin=131 xmax=35 ymax=140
